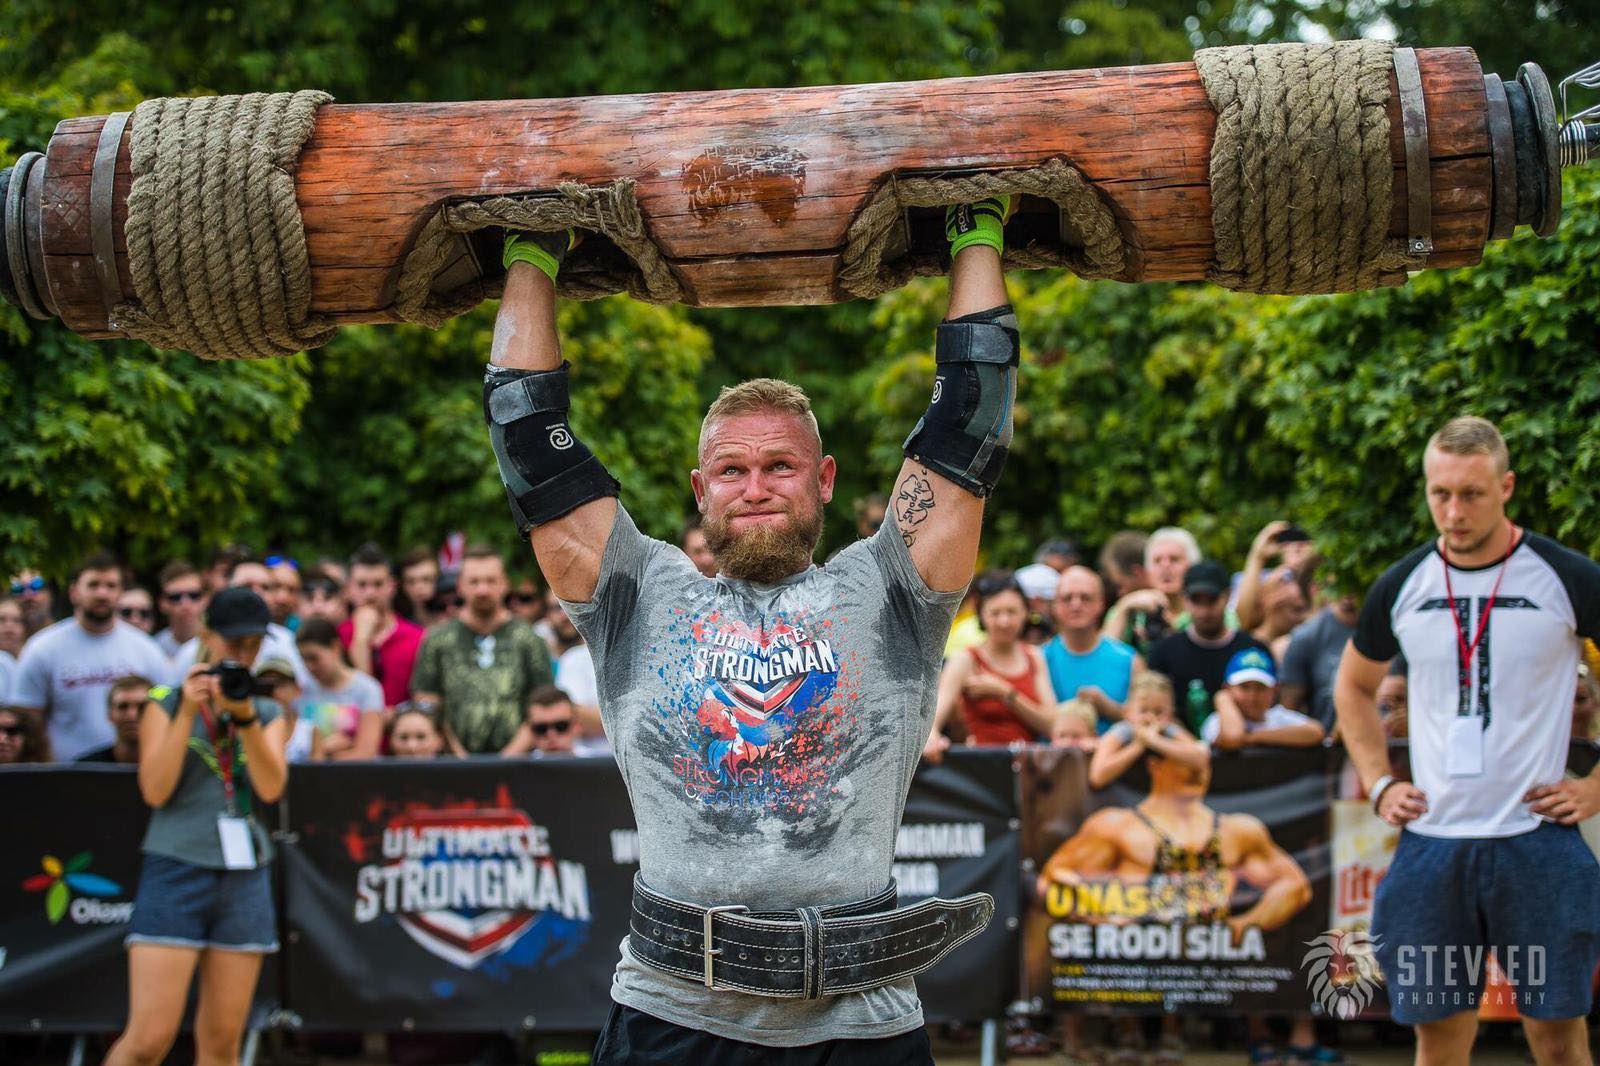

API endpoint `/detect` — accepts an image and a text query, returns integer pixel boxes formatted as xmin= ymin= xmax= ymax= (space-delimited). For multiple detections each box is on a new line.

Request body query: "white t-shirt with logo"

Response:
xmin=12 ymin=619 xmax=171 ymax=761
xmin=1200 ymin=703 xmax=1317 ymax=745
xmin=1353 ymin=532 xmax=1600 ymax=838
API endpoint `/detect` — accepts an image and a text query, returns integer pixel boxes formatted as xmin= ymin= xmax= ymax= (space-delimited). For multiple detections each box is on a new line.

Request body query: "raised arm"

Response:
xmin=891 ymin=202 xmax=1016 ymax=593
xmin=486 ymin=234 xmax=619 ymax=604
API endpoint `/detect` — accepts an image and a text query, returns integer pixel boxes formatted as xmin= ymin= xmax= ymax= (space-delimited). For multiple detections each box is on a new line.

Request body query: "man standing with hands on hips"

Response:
xmin=481 ymin=197 xmax=1013 ymax=1062
xmin=1335 ymin=416 xmax=1600 ymax=1066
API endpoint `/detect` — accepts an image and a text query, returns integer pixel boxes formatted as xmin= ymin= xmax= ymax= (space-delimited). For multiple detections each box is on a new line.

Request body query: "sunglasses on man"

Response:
xmin=531 ymin=719 xmax=573 ymax=736
xmin=162 ymin=588 xmax=203 ymax=603
xmin=0 ymin=723 xmax=23 ymax=738
xmin=10 ymin=577 xmax=45 ymax=595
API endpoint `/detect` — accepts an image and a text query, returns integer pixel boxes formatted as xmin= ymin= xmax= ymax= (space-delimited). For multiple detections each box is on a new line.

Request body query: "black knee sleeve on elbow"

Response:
xmin=901 ymin=304 xmax=1019 ymax=498
xmin=484 ymin=362 xmax=620 ymax=532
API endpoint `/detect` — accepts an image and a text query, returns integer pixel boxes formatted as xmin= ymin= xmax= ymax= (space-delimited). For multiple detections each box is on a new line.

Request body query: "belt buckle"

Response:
xmin=701 ymin=904 xmax=749 ymax=989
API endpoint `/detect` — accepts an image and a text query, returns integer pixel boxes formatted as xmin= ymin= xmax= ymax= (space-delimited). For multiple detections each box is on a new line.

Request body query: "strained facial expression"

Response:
xmin=692 ymin=410 xmax=836 ymax=584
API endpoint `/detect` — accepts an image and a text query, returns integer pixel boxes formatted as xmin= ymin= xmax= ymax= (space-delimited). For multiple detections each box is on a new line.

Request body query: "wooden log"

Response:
xmin=4 ymin=47 xmax=1558 ymax=341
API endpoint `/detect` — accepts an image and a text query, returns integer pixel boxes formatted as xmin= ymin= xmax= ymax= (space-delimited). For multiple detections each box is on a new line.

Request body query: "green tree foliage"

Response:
xmin=1 ymin=1 xmax=1595 ymax=588
xmin=861 ymin=169 xmax=1600 ymax=582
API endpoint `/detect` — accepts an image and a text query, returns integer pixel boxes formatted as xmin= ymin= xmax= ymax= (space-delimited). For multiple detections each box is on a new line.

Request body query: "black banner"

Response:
xmin=281 ymin=758 xmax=636 ymax=1031
xmin=1019 ymin=746 xmax=1330 ymax=1015
xmin=0 ymin=766 xmax=278 ymax=1032
xmin=895 ymin=749 xmax=1020 ymax=1022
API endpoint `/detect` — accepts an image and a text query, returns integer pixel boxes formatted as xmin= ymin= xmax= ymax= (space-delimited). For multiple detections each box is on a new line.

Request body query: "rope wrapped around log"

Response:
xmin=1195 ymin=40 xmax=1424 ymax=294
xmin=836 ymin=158 xmax=1126 ymax=301
xmin=392 ymin=183 xmax=683 ymax=329
xmin=118 ymin=91 xmax=336 ymax=360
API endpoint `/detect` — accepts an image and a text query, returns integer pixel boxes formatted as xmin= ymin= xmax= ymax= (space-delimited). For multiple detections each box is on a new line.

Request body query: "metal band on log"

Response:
xmin=0 ymin=45 xmax=1579 ymax=357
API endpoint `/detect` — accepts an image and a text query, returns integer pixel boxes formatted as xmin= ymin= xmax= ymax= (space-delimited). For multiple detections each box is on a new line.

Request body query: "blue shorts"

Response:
xmin=126 ymin=853 xmax=279 ymax=954
xmin=1373 ymin=822 xmax=1600 ymax=1023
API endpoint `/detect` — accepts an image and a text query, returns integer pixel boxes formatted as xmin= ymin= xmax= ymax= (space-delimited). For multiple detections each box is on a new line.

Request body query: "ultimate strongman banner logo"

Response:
xmin=1020 ymin=746 xmax=1330 ymax=1014
xmin=352 ymin=806 xmax=592 ymax=969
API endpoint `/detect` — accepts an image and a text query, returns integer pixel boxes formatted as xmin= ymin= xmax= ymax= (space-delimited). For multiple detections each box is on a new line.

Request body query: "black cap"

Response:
xmin=206 ymin=587 xmax=271 ymax=638
xmin=1275 ymin=524 xmax=1312 ymax=544
xmin=1182 ymin=559 xmax=1230 ymax=597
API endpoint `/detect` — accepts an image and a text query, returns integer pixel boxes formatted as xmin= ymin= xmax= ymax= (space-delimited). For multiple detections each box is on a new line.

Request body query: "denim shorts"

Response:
xmin=125 ymin=852 xmax=279 ymax=953
xmin=1373 ymin=822 xmax=1600 ymax=1023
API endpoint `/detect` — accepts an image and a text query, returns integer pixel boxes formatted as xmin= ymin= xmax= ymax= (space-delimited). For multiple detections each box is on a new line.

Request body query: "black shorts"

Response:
xmin=591 ymin=1002 xmax=934 ymax=1065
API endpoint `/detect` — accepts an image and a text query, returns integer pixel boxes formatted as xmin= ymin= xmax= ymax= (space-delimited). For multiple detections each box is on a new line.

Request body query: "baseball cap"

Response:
xmin=1182 ymin=559 xmax=1229 ymax=597
xmin=253 ymin=656 xmax=296 ymax=682
xmin=206 ymin=587 xmax=271 ymax=638
xmin=1225 ymin=647 xmax=1277 ymax=687
xmin=1015 ymin=563 xmax=1061 ymax=601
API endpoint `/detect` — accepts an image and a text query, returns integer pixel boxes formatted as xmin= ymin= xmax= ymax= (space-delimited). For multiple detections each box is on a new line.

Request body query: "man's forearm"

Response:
xmin=1334 ymin=673 xmax=1391 ymax=790
xmin=947 ymin=245 xmax=1007 ymax=318
xmin=492 ymin=263 xmax=562 ymax=372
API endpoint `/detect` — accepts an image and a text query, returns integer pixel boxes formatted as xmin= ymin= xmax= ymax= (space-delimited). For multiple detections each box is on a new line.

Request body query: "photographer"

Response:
xmin=105 ymin=588 xmax=287 ymax=1066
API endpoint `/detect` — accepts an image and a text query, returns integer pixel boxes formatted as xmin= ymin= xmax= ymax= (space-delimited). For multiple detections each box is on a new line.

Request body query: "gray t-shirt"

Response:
xmin=562 ymin=509 xmax=961 ymax=1046
xmin=287 ymin=669 xmax=385 ymax=762
xmin=0 ymin=651 xmax=16 ymax=705
xmin=1280 ymin=607 xmax=1355 ymax=728
xmin=141 ymin=687 xmax=282 ymax=869
xmin=12 ymin=619 xmax=171 ymax=761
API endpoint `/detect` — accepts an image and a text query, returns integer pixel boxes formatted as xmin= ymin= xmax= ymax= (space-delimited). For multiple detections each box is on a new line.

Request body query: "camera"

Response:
xmin=204 ymin=659 xmax=270 ymax=702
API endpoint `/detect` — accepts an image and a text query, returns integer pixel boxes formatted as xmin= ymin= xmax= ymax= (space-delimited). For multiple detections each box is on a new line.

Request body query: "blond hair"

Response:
xmin=1128 ymin=671 xmax=1174 ymax=703
xmin=1426 ymin=416 xmax=1509 ymax=473
xmin=699 ymin=378 xmax=821 ymax=461
xmin=1054 ymin=698 xmax=1098 ymax=733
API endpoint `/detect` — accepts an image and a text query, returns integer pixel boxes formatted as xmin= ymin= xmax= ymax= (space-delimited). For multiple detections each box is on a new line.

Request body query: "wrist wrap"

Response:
xmin=901 ymin=304 xmax=1019 ymax=498
xmin=484 ymin=362 xmax=620 ymax=532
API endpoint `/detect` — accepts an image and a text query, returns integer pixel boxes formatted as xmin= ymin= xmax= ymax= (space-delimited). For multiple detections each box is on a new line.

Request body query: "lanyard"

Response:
xmin=196 ymin=700 xmax=239 ymax=813
xmin=1440 ymin=523 xmax=1518 ymax=705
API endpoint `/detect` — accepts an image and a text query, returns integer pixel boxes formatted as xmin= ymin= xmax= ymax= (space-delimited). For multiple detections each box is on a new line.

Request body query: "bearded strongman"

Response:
xmin=481 ymin=201 xmax=1015 ymax=1062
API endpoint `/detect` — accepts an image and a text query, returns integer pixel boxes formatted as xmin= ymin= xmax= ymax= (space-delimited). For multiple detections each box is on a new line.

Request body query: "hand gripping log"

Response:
xmin=0 ymin=46 xmax=1595 ymax=359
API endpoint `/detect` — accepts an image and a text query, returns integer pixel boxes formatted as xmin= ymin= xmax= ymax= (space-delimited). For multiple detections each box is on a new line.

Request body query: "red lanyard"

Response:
xmin=196 ymin=701 xmax=238 ymax=811
xmin=1440 ymin=523 xmax=1518 ymax=683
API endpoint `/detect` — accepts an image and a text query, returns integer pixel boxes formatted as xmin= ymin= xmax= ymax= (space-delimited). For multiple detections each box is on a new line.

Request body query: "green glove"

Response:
xmin=503 ymin=229 xmax=577 ymax=283
xmin=945 ymin=195 xmax=1015 ymax=257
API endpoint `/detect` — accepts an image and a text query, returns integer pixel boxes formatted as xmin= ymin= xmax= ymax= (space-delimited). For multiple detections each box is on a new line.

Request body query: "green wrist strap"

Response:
xmin=504 ymin=230 xmax=576 ymax=283
xmin=946 ymin=196 xmax=1014 ymax=257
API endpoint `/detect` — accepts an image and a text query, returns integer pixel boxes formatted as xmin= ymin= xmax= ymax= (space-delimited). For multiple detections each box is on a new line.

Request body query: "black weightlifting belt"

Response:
xmin=628 ymin=873 xmax=994 ymax=999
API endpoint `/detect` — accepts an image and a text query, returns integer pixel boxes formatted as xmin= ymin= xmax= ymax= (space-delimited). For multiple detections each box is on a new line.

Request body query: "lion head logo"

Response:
xmin=1300 ymin=929 xmax=1384 ymax=1019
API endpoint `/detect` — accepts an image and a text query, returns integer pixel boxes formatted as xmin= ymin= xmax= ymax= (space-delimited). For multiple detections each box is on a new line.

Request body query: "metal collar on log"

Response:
xmin=1393 ymin=49 xmax=1433 ymax=258
xmin=1558 ymin=60 xmax=1600 ymax=168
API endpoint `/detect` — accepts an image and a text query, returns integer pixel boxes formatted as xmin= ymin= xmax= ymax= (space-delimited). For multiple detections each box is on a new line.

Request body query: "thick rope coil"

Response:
xmin=1195 ymin=41 xmax=1424 ymax=295
xmin=118 ymin=90 xmax=335 ymax=359
xmin=393 ymin=181 xmax=684 ymax=328
xmin=836 ymin=158 xmax=1127 ymax=301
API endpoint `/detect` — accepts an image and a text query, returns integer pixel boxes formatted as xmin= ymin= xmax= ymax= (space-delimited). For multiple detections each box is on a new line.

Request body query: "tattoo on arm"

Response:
xmin=895 ymin=468 xmax=937 ymax=548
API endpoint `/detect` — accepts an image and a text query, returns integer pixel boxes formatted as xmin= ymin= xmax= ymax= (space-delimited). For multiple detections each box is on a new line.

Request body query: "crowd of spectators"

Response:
xmin=3 ymin=512 xmax=1596 ymax=774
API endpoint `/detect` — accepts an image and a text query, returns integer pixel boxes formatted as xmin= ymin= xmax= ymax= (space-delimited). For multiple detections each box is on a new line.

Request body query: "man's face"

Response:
xmin=10 ymin=569 xmax=51 ymax=620
xmin=681 ymin=528 xmax=717 ymax=578
xmin=1147 ymin=539 xmax=1191 ymax=597
xmin=1051 ymin=566 xmax=1104 ymax=633
xmin=0 ymin=710 xmax=23 ymax=763
xmin=528 ymin=700 xmax=576 ymax=754
xmin=267 ymin=563 xmax=301 ymax=624
xmin=229 ymin=562 xmax=272 ymax=599
xmin=507 ymin=580 xmax=542 ymax=622
xmin=691 ymin=410 xmax=835 ymax=584
xmin=1228 ymin=680 xmax=1274 ymax=720
xmin=1376 ymin=675 xmax=1408 ymax=717
xmin=71 ymin=567 xmax=122 ymax=626
xmin=108 ymin=685 xmax=148 ymax=744
xmin=1184 ymin=591 xmax=1226 ymax=638
xmin=347 ymin=564 xmax=395 ymax=612
xmin=856 ymin=502 xmax=887 ymax=539
xmin=548 ymin=603 xmax=579 ymax=645
xmin=459 ymin=557 xmax=508 ymax=618
xmin=160 ymin=574 xmax=207 ymax=635
xmin=1105 ymin=560 xmax=1147 ymax=599
xmin=402 ymin=561 xmax=438 ymax=613
xmin=302 ymin=580 xmax=347 ymax=625
xmin=1424 ymin=448 xmax=1514 ymax=558
xmin=117 ymin=588 xmax=156 ymax=633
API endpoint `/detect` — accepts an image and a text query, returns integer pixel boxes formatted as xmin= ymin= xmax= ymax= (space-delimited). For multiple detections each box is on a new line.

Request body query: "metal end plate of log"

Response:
xmin=0 ymin=48 xmax=1581 ymax=347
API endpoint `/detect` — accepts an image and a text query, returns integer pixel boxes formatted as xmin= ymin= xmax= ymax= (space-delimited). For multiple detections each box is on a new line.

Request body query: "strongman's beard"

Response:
xmin=704 ymin=506 xmax=823 ymax=584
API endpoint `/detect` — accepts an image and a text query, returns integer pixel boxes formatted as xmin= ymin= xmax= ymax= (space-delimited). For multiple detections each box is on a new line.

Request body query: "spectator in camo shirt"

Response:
xmin=411 ymin=545 xmax=553 ymax=754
